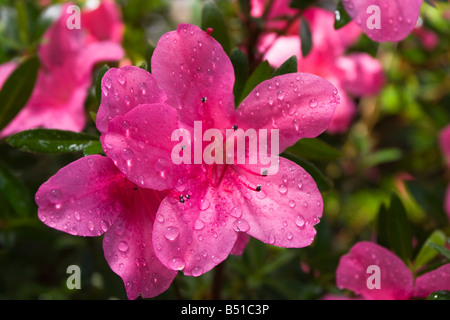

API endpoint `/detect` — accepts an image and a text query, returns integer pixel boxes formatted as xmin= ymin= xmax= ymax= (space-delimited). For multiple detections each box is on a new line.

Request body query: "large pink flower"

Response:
xmin=342 ymin=0 xmax=423 ymax=42
xmin=254 ymin=5 xmax=384 ymax=133
xmin=336 ymin=241 xmax=450 ymax=299
xmin=439 ymin=125 xmax=450 ymax=219
xmin=0 ymin=0 xmax=124 ymax=137
xmin=97 ymin=24 xmax=339 ymax=277
xmin=36 ymin=23 xmax=339 ymax=298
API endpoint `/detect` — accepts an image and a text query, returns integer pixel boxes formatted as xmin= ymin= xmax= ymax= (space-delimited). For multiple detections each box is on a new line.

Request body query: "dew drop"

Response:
xmin=233 ymin=219 xmax=250 ymax=232
xmin=295 ymin=215 xmax=305 ymax=228
xmin=164 ymin=226 xmax=180 ymax=241
xmin=104 ymin=78 xmax=112 ymax=89
xmin=117 ymin=241 xmax=129 ymax=252
xmin=198 ymin=199 xmax=210 ymax=211
xmin=289 ymin=200 xmax=296 ymax=208
xmin=194 ymin=219 xmax=205 ymax=230
xmin=87 ymin=220 xmax=95 ymax=231
xmin=286 ymin=232 xmax=293 ymax=240
xmin=100 ymin=220 xmax=109 ymax=232
xmin=191 ymin=266 xmax=204 ymax=277
xmin=309 ymin=99 xmax=318 ymax=108
xmin=121 ymin=148 xmax=134 ymax=160
xmin=117 ymin=74 xmax=126 ymax=85
xmin=278 ymin=184 xmax=288 ymax=194
xmin=156 ymin=214 xmax=165 ymax=223
xmin=49 ymin=189 xmax=62 ymax=204
xmin=168 ymin=257 xmax=185 ymax=271
xmin=229 ymin=206 xmax=243 ymax=218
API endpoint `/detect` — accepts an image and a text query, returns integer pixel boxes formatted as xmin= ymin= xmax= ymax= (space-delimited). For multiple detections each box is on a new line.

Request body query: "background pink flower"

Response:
xmin=342 ymin=0 xmax=423 ymax=42
xmin=0 ymin=0 xmax=124 ymax=138
xmin=336 ymin=241 xmax=450 ymax=299
xmin=440 ymin=125 xmax=450 ymax=219
xmin=253 ymin=4 xmax=384 ymax=133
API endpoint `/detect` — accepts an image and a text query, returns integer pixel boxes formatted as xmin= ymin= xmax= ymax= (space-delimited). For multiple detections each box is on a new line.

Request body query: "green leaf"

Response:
xmin=281 ymin=152 xmax=333 ymax=192
xmin=362 ymin=148 xmax=402 ymax=168
xmin=95 ymin=64 xmax=110 ymax=105
xmin=428 ymin=243 xmax=450 ymax=261
xmin=201 ymin=0 xmax=231 ymax=55
xmin=426 ymin=291 xmax=450 ymax=300
xmin=272 ymin=55 xmax=297 ymax=78
xmin=6 ymin=129 xmax=100 ymax=154
xmin=382 ymin=192 xmax=413 ymax=262
xmin=300 ymin=17 xmax=312 ymax=57
xmin=0 ymin=56 xmax=40 ymax=131
xmin=290 ymin=0 xmax=317 ymax=10
xmin=83 ymin=141 xmax=105 ymax=156
xmin=412 ymin=230 xmax=446 ymax=272
xmin=334 ymin=0 xmax=352 ymax=30
xmin=238 ymin=60 xmax=273 ymax=105
xmin=285 ymin=138 xmax=342 ymax=161
xmin=0 ymin=158 xmax=34 ymax=219
xmin=230 ymin=48 xmax=249 ymax=106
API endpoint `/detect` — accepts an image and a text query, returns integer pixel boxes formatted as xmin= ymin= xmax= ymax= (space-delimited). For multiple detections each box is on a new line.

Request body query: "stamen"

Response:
xmin=235 ymin=164 xmax=268 ymax=178
xmin=169 ymin=190 xmax=191 ymax=203
xmin=201 ymin=96 xmax=207 ymax=103
xmin=229 ymin=168 xmax=262 ymax=192
xmin=232 ymin=125 xmax=238 ymax=131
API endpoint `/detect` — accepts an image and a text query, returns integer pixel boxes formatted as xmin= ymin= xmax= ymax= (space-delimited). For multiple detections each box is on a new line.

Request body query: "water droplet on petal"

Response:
xmin=233 ymin=219 xmax=250 ymax=232
xmin=100 ymin=220 xmax=109 ymax=232
xmin=48 ymin=189 xmax=62 ymax=203
xmin=194 ymin=219 xmax=205 ymax=230
xmin=121 ymin=148 xmax=134 ymax=160
xmin=229 ymin=206 xmax=242 ymax=218
xmin=104 ymin=78 xmax=112 ymax=89
xmin=191 ymin=266 xmax=204 ymax=277
xmin=309 ymin=99 xmax=318 ymax=108
xmin=295 ymin=215 xmax=305 ymax=228
xmin=289 ymin=200 xmax=296 ymax=208
xmin=117 ymin=241 xmax=129 ymax=252
xmin=164 ymin=226 xmax=180 ymax=241
xmin=278 ymin=184 xmax=288 ymax=194
xmin=117 ymin=74 xmax=126 ymax=85
xmin=198 ymin=199 xmax=210 ymax=211
xmin=168 ymin=257 xmax=185 ymax=271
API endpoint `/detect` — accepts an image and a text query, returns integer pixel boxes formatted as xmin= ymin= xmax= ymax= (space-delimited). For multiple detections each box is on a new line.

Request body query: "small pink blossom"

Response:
xmin=336 ymin=241 xmax=450 ymax=300
xmin=253 ymin=5 xmax=384 ymax=133
xmin=0 ymin=1 xmax=124 ymax=137
xmin=439 ymin=125 xmax=450 ymax=219
xmin=341 ymin=0 xmax=423 ymax=42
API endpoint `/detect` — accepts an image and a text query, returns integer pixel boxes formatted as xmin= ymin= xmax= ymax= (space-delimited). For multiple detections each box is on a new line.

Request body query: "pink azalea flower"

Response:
xmin=336 ymin=241 xmax=450 ymax=299
xmin=439 ymin=125 xmax=450 ymax=219
xmin=36 ymin=23 xmax=340 ymax=298
xmin=96 ymin=23 xmax=339 ymax=277
xmin=253 ymin=4 xmax=384 ymax=133
xmin=0 ymin=0 xmax=124 ymax=137
xmin=341 ymin=0 xmax=423 ymax=42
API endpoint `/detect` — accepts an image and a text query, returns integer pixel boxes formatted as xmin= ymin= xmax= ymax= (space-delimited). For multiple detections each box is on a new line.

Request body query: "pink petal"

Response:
xmin=103 ymin=188 xmax=177 ymax=300
xmin=234 ymin=157 xmax=323 ymax=248
xmin=262 ymin=35 xmax=301 ymax=69
xmin=152 ymin=168 xmax=239 ymax=276
xmin=236 ymin=73 xmax=339 ymax=153
xmin=439 ymin=125 xmax=450 ymax=167
xmin=342 ymin=0 xmax=423 ymax=42
xmin=96 ymin=66 xmax=168 ymax=134
xmin=413 ymin=264 xmax=450 ymax=298
xmin=445 ymin=185 xmax=450 ymax=219
xmin=336 ymin=241 xmax=414 ymax=300
xmin=102 ymin=103 xmax=185 ymax=190
xmin=151 ymin=23 xmax=236 ymax=130
xmin=81 ymin=0 xmax=124 ymax=43
xmin=230 ymin=233 xmax=251 ymax=256
xmin=326 ymin=81 xmax=357 ymax=134
xmin=35 ymin=155 xmax=126 ymax=237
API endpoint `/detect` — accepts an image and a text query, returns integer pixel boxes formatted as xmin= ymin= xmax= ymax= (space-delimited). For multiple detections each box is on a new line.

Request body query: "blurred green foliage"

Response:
xmin=0 ymin=0 xmax=449 ymax=300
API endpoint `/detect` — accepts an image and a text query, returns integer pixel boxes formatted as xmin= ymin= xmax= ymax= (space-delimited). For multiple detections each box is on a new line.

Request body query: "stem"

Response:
xmin=211 ymin=261 xmax=225 ymax=299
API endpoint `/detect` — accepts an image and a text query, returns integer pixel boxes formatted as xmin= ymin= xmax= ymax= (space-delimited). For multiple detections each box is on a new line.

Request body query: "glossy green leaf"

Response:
xmin=0 ymin=56 xmax=40 ymax=131
xmin=95 ymin=64 xmax=110 ymax=105
xmin=426 ymin=291 xmax=450 ymax=300
xmin=230 ymin=48 xmax=249 ymax=106
xmin=412 ymin=230 xmax=446 ymax=272
xmin=0 ymin=158 xmax=34 ymax=219
xmin=83 ymin=141 xmax=105 ymax=156
xmin=238 ymin=60 xmax=273 ymax=105
xmin=281 ymin=152 xmax=333 ymax=192
xmin=272 ymin=55 xmax=298 ymax=77
xmin=201 ymin=0 xmax=231 ymax=55
xmin=6 ymin=129 xmax=100 ymax=154
xmin=428 ymin=243 xmax=450 ymax=261
xmin=300 ymin=17 xmax=312 ymax=57
xmin=334 ymin=0 xmax=352 ymax=30
xmin=382 ymin=192 xmax=413 ymax=262
xmin=286 ymin=138 xmax=342 ymax=161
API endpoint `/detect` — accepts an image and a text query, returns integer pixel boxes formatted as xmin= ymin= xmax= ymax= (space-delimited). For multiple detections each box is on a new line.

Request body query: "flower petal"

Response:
xmin=81 ymin=0 xmax=124 ymax=43
xmin=342 ymin=0 xmax=423 ymax=42
xmin=236 ymin=73 xmax=339 ymax=153
xmin=335 ymin=53 xmax=385 ymax=97
xmin=413 ymin=264 xmax=450 ymax=298
xmin=103 ymin=188 xmax=177 ymax=300
xmin=96 ymin=66 xmax=168 ymax=134
xmin=35 ymin=155 xmax=126 ymax=237
xmin=151 ymin=23 xmax=236 ymax=130
xmin=326 ymin=81 xmax=357 ymax=134
xmin=233 ymin=157 xmax=323 ymax=248
xmin=336 ymin=241 xmax=414 ymax=300
xmin=102 ymin=103 xmax=184 ymax=190
xmin=152 ymin=167 xmax=239 ymax=276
